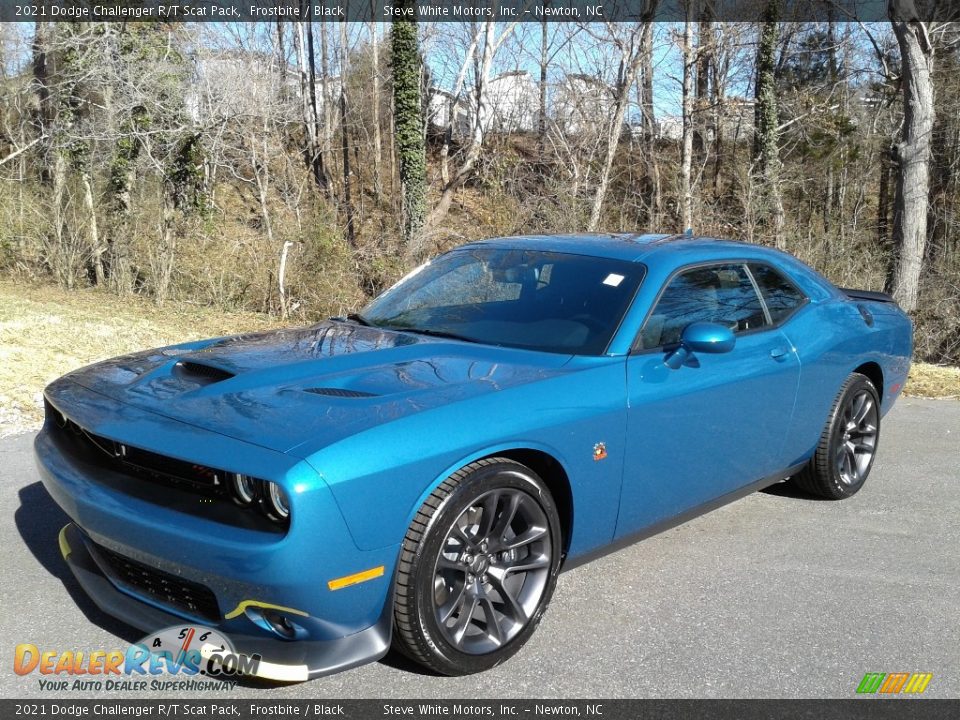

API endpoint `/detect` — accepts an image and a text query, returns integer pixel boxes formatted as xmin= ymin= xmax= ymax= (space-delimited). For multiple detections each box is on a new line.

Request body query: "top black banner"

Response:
xmin=1 ymin=0 xmax=958 ymax=23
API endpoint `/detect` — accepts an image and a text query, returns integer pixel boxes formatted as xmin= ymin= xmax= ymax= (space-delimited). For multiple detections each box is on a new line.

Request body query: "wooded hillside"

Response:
xmin=1 ymin=16 xmax=957 ymax=363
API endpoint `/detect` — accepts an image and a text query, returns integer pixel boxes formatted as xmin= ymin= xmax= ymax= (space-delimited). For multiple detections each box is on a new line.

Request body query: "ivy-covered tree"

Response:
xmin=390 ymin=4 xmax=426 ymax=257
xmin=753 ymin=1 xmax=785 ymax=248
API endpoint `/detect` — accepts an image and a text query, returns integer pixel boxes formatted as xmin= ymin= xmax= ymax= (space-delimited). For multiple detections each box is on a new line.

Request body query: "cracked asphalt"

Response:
xmin=2 ymin=397 xmax=957 ymax=699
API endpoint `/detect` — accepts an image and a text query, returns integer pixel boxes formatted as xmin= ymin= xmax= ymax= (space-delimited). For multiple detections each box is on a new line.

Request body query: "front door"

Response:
xmin=615 ymin=262 xmax=801 ymax=538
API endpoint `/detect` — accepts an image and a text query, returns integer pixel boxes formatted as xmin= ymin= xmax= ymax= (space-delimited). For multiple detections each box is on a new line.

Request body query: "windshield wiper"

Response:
xmin=386 ymin=326 xmax=479 ymax=344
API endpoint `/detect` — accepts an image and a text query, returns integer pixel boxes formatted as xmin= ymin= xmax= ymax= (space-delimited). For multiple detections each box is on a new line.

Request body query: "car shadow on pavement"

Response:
xmin=760 ymin=479 xmax=832 ymax=501
xmin=378 ymin=649 xmax=445 ymax=677
xmin=15 ymin=481 xmax=142 ymax=645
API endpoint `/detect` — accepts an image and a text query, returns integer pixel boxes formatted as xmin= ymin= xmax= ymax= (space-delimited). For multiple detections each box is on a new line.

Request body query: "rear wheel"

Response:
xmin=790 ymin=372 xmax=880 ymax=499
xmin=392 ymin=458 xmax=561 ymax=675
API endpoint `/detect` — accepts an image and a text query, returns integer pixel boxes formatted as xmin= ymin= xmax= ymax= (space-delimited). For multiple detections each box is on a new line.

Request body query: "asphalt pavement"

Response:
xmin=2 ymin=397 xmax=958 ymax=699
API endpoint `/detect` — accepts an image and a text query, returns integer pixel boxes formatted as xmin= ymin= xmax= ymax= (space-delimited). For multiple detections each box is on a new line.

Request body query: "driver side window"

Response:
xmin=638 ymin=263 xmax=769 ymax=350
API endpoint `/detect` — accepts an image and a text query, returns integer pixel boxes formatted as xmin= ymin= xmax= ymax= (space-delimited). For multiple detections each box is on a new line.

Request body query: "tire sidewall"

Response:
xmin=824 ymin=375 xmax=881 ymax=498
xmin=407 ymin=462 xmax=562 ymax=675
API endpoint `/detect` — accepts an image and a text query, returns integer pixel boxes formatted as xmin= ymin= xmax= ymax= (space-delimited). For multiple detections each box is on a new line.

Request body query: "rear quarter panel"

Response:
xmin=778 ymin=297 xmax=911 ymax=467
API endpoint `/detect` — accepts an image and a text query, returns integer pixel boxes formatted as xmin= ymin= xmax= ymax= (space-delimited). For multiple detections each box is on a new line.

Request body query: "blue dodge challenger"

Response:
xmin=35 ymin=234 xmax=912 ymax=680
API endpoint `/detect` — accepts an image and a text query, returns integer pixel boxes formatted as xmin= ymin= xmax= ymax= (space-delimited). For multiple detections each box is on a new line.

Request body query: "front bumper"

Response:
xmin=57 ymin=523 xmax=391 ymax=681
xmin=35 ymin=380 xmax=399 ymax=681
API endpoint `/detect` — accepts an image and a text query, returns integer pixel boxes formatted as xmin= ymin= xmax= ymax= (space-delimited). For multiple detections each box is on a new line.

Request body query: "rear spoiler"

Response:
xmin=839 ymin=288 xmax=897 ymax=304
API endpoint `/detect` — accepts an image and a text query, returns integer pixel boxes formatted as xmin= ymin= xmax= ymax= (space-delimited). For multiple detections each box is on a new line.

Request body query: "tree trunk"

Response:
xmin=889 ymin=2 xmax=934 ymax=312
xmin=51 ymin=151 xmax=69 ymax=287
xmin=390 ymin=4 xmax=426 ymax=255
xmin=753 ymin=2 xmax=785 ymax=248
xmin=320 ymin=22 xmax=335 ymax=196
xmin=438 ymin=25 xmax=482 ymax=188
xmin=824 ymin=167 xmax=834 ymax=233
xmin=681 ymin=14 xmax=695 ymax=232
xmin=156 ymin=189 xmax=177 ymax=305
xmin=587 ymin=27 xmax=648 ymax=232
xmin=586 ymin=80 xmax=629 ymax=232
xmin=293 ymin=21 xmax=323 ymax=192
xmin=32 ymin=21 xmax=53 ymax=185
xmin=878 ymin=143 xmax=892 ymax=251
xmin=278 ymin=241 xmax=294 ymax=318
xmin=369 ymin=18 xmax=384 ymax=202
xmin=641 ymin=21 xmax=655 ymax=141
xmin=538 ymin=15 xmax=548 ymax=161
xmin=276 ymin=20 xmax=287 ymax=85
xmin=307 ymin=20 xmax=331 ymax=194
xmin=81 ymin=170 xmax=104 ymax=285
xmin=339 ymin=21 xmax=356 ymax=250
xmin=426 ymin=21 xmax=520 ymax=234
xmin=711 ymin=39 xmax=724 ymax=195
xmin=427 ymin=21 xmax=496 ymax=232
xmin=694 ymin=11 xmax=712 ymax=162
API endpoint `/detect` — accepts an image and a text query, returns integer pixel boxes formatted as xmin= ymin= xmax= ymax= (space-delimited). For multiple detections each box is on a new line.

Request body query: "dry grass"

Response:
xmin=1 ymin=281 xmax=957 ymax=436
xmin=0 ymin=281 xmax=274 ymax=436
xmin=905 ymin=362 xmax=960 ymax=400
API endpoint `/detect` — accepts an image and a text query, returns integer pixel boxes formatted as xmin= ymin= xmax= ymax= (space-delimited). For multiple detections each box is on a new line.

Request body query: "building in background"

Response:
xmin=552 ymin=74 xmax=615 ymax=136
xmin=482 ymin=70 xmax=539 ymax=133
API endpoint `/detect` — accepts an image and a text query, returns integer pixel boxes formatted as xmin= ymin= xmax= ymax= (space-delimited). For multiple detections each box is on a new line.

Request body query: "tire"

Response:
xmin=392 ymin=458 xmax=562 ymax=675
xmin=790 ymin=372 xmax=881 ymax=500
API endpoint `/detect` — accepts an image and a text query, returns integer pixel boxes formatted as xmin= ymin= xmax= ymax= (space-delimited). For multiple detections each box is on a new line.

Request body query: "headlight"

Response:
xmin=230 ymin=473 xmax=261 ymax=506
xmin=230 ymin=474 xmax=289 ymax=525
xmin=264 ymin=482 xmax=290 ymax=521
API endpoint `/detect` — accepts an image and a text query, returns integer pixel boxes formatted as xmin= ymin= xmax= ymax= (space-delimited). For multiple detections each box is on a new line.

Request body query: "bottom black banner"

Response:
xmin=3 ymin=699 xmax=959 ymax=720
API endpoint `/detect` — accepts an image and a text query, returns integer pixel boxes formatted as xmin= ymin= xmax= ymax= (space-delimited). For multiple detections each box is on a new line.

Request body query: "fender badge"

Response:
xmin=593 ymin=442 xmax=607 ymax=461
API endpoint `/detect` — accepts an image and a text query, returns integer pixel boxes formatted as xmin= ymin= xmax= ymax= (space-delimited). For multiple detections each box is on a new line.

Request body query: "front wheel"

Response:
xmin=392 ymin=458 xmax=562 ymax=675
xmin=790 ymin=372 xmax=881 ymax=499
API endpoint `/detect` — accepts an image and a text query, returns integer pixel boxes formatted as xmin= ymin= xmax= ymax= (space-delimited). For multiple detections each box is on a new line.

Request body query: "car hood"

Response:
xmin=59 ymin=321 xmax=572 ymax=455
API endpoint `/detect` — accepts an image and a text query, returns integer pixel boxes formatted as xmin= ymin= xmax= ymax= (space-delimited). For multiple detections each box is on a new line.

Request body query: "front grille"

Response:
xmin=91 ymin=541 xmax=220 ymax=623
xmin=43 ymin=398 xmax=287 ymax=533
xmin=119 ymin=444 xmax=224 ymax=490
xmin=50 ymin=405 xmax=226 ymax=492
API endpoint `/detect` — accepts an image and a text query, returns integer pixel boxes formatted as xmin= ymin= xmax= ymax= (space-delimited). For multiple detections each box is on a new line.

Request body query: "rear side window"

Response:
xmin=638 ymin=263 xmax=768 ymax=349
xmin=749 ymin=264 xmax=807 ymax=323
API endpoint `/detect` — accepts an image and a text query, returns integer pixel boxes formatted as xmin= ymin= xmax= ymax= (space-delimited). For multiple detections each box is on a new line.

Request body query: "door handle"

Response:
xmin=770 ymin=346 xmax=791 ymax=360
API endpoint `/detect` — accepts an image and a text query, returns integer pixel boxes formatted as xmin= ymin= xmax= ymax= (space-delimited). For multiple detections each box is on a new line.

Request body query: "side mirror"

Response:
xmin=665 ymin=321 xmax=736 ymax=369
xmin=682 ymin=321 xmax=736 ymax=354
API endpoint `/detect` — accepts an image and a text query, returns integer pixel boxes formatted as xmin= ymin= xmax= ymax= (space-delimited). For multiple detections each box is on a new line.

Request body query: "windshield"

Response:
xmin=361 ymin=247 xmax=644 ymax=355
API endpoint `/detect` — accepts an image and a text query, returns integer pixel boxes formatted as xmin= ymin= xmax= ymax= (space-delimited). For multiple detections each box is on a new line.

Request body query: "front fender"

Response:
xmin=304 ymin=359 xmax=628 ymax=556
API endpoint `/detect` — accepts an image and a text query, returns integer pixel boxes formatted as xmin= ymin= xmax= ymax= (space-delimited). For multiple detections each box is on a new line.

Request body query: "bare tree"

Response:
xmin=425 ymin=18 xmax=521 ymax=234
xmin=369 ymin=19 xmax=384 ymax=202
xmin=293 ymin=20 xmax=329 ymax=194
xmin=681 ymin=7 xmax=696 ymax=232
xmin=339 ymin=21 xmax=356 ymax=249
xmin=889 ymin=0 xmax=935 ymax=311
xmin=585 ymin=21 xmax=651 ymax=231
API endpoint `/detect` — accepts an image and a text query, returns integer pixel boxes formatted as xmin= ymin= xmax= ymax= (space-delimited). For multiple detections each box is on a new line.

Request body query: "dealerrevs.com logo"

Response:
xmin=13 ymin=625 xmax=261 ymax=691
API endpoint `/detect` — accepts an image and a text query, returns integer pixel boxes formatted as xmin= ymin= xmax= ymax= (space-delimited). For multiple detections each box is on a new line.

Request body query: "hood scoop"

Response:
xmin=173 ymin=360 xmax=236 ymax=385
xmin=304 ymin=387 xmax=378 ymax=399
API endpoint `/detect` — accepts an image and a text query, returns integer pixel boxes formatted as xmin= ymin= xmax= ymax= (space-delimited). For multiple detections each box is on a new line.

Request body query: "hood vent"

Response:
xmin=305 ymin=387 xmax=378 ymax=398
xmin=174 ymin=361 xmax=235 ymax=384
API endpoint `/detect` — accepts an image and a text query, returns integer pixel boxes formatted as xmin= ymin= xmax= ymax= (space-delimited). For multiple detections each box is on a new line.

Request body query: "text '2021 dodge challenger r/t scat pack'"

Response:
xmin=35 ymin=234 xmax=912 ymax=681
